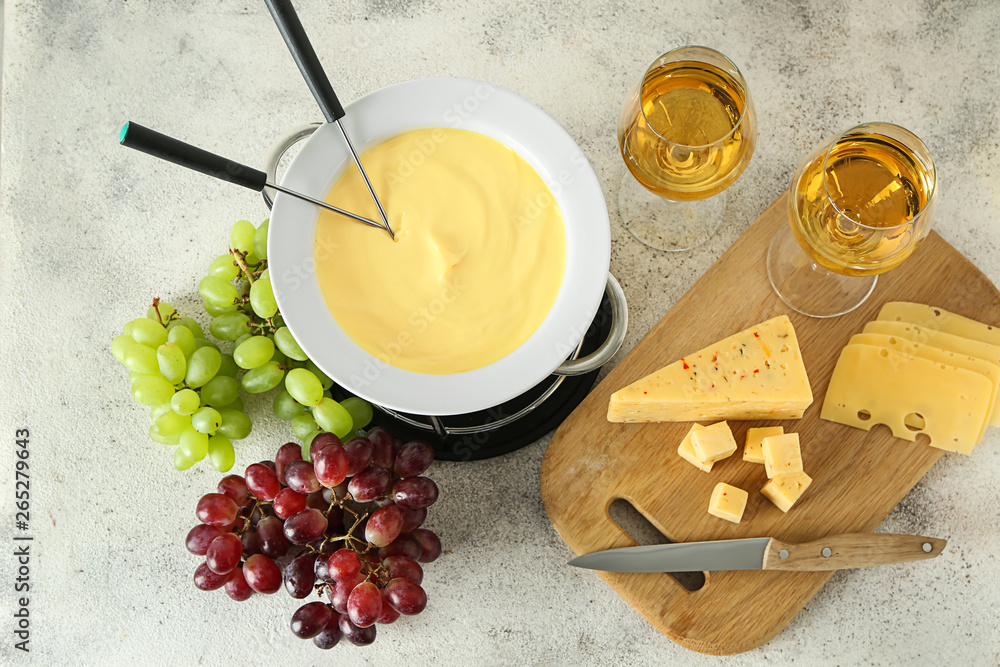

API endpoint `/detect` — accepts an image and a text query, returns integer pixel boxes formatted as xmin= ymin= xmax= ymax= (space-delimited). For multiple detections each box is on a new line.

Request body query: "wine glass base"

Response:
xmin=617 ymin=170 xmax=727 ymax=252
xmin=766 ymin=224 xmax=877 ymax=318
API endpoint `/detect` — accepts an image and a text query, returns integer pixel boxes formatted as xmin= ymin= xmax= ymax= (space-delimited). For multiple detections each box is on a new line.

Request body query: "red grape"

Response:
xmin=206 ymin=533 xmax=243 ymax=575
xmin=367 ymin=427 xmax=395 ymax=468
xmin=348 ymin=466 xmax=391 ymax=502
xmin=284 ymin=553 xmax=317 ymax=599
xmin=305 ymin=490 xmax=327 ymax=511
xmin=274 ymin=442 xmax=302 ymax=485
xmin=339 ymin=614 xmax=376 ymax=646
xmin=285 ymin=460 xmax=321 ymax=494
xmin=273 ymin=488 xmax=307 ymax=520
xmin=196 ymin=493 xmax=239 ymax=526
xmin=347 ymin=581 xmax=382 ymax=628
xmin=224 ymin=566 xmax=254 ymax=602
xmin=313 ymin=444 xmax=349 ymax=488
xmin=185 ymin=524 xmax=226 ymax=556
xmin=193 ymin=562 xmax=230 ymax=591
xmin=313 ymin=613 xmax=343 ymax=649
xmin=382 ymin=555 xmax=423 ymax=585
xmin=343 ymin=438 xmax=374 ymax=476
xmin=392 ymin=477 xmax=439 ymax=509
xmin=365 ymin=504 xmax=403 ymax=547
xmin=310 ymin=432 xmax=342 ymax=459
xmin=377 ymin=590 xmax=401 ymax=624
xmin=394 ymin=441 xmax=434 ymax=478
xmin=314 ymin=553 xmax=334 ymax=584
xmin=217 ymin=475 xmax=252 ymax=507
xmin=257 ymin=516 xmax=291 ymax=558
xmin=245 ymin=463 xmax=280 ymax=501
xmin=260 ymin=460 xmax=277 ymax=474
xmin=378 ymin=533 xmax=423 ymax=561
xmin=241 ymin=529 xmax=261 ymax=556
xmin=384 ymin=578 xmax=427 ymax=615
xmin=398 ymin=506 xmax=427 ymax=533
xmin=411 ymin=529 xmax=442 ymax=563
xmin=243 ymin=554 xmax=282 ymax=594
xmin=327 ymin=548 xmax=363 ymax=583
xmin=290 ymin=601 xmax=332 ymax=639
xmin=283 ymin=508 xmax=328 ymax=544
xmin=327 ymin=574 xmax=364 ymax=614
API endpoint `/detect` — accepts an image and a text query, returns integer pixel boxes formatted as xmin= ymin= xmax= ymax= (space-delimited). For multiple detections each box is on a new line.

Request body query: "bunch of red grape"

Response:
xmin=185 ymin=426 xmax=442 ymax=649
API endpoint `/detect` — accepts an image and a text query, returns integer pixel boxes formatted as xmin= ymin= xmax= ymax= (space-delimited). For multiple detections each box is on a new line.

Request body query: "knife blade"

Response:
xmin=567 ymin=533 xmax=947 ymax=572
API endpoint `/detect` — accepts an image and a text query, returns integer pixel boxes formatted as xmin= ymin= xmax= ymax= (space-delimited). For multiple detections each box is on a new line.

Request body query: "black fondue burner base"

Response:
xmin=333 ymin=293 xmax=612 ymax=461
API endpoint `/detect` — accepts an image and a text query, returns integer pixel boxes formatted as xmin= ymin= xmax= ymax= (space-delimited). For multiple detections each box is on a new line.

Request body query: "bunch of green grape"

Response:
xmin=199 ymin=219 xmax=373 ymax=450
xmin=111 ymin=300 xmax=249 ymax=472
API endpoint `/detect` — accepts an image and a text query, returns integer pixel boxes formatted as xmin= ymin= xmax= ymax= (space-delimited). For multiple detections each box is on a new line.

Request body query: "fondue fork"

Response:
xmin=118 ymin=121 xmax=385 ymax=230
xmin=265 ymin=0 xmax=395 ymax=240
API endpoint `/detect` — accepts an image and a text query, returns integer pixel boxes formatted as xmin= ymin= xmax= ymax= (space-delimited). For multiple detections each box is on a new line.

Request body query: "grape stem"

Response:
xmin=229 ymin=248 xmax=256 ymax=286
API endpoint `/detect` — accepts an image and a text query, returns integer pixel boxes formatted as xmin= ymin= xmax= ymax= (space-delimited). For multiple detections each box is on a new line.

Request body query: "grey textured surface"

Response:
xmin=2 ymin=0 xmax=1000 ymax=665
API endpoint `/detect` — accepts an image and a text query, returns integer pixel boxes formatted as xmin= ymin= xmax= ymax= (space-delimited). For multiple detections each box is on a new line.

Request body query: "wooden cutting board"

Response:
xmin=540 ymin=191 xmax=1000 ymax=655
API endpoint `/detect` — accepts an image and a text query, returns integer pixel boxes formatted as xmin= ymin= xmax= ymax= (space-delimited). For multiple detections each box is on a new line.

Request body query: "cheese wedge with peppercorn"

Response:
xmin=607 ymin=315 xmax=813 ymax=422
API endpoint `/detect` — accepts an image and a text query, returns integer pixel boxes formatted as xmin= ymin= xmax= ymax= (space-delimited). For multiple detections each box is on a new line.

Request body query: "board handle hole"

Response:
xmin=608 ymin=499 xmax=706 ymax=592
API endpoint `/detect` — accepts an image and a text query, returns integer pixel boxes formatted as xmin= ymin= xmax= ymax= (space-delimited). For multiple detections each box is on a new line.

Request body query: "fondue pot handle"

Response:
xmin=261 ymin=123 xmax=322 ymax=209
xmin=553 ymin=273 xmax=628 ymax=376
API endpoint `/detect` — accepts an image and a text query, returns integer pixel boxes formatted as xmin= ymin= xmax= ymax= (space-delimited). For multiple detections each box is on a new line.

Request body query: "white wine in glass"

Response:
xmin=768 ymin=122 xmax=937 ymax=316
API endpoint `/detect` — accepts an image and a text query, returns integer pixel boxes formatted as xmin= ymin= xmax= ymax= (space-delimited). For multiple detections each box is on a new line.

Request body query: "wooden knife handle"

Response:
xmin=762 ymin=533 xmax=947 ymax=571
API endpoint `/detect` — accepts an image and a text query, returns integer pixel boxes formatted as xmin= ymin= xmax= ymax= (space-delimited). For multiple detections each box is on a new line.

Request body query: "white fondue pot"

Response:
xmin=266 ymin=78 xmax=626 ymax=416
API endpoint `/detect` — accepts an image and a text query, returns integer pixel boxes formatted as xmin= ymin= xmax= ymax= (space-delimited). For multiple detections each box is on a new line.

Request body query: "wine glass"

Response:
xmin=617 ymin=46 xmax=756 ymax=251
xmin=767 ymin=122 xmax=937 ymax=318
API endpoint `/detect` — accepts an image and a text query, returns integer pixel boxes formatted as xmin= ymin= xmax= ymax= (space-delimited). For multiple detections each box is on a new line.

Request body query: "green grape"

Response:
xmin=192 ymin=407 xmax=222 ymax=435
xmin=253 ymin=219 xmax=269 ymax=260
xmin=222 ymin=396 xmax=244 ymax=412
xmin=123 ymin=320 xmax=135 ymax=337
xmin=312 ymin=398 xmax=353 ymax=437
xmin=150 ymin=403 xmax=174 ymax=421
xmin=166 ymin=325 xmax=196 ymax=358
xmin=340 ymin=397 xmax=374 ymax=430
xmin=209 ymin=254 xmax=240 ymax=281
xmin=259 ymin=268 xmax=270 ymax=281
xmin=173 ymin=447 xmax=196 ymax=471
xmin=177 ymin=317 xmax=205 ymax=338
xmin=292 ymin=413 xmax=318 ymax=440
xmin=153 ymin=410 xmax=191 ymax=437
xmin=241 ymin=361 xmax=284 ymax=393
xmin=273 ymin=313 xmax=284 ymax=328
xmin=149 ymin=425 xmax=180 ymax=446
xmin=128 ymin=371 xmax=148 ymax=387
xmin=193 ymin=338 xmax=221 ymax=353
xmin=171 ymin=388 xmax=201 ymax=416
xmin=129 ymin=318 xmax=168 ymax=348
xmin=186 ymin=346 xmax=222 ymax=388
xmin=233 ymin=333 xmax=252 ymax=349
xmin=210 ymin=312 xmax=250 ymax=341
xmin=201 ymin=375 xmax=239 ymax=407
xmin=111 ymin=335 xmax=136 ymax=364
xmin=203 ymin=299 xmax=238 ymax=317
xmin=208 ymin=435 xmax=235 ymax=473
xmin=234 ymin=336 xmax=274 ymax=369
xmin=244 ymin=252 xmax=261 ymax=266
xmin=249 ymin=279 xmax=278 ymax=318
xmin=305 ymin=360 xmax=334 ymax=390
xmin=146 ymin=301 xmax=175 ymax=323
xmin=274 ymin=327 xmax=308 ymax=361
xmin=179 ymin=427 xmax=208 ymax=461
xmin=285 ymin=368 xmax=324 ymax=406
xmin=231 ymin=219 xmax=256 ymax=254
xmin=269 ymin=346 xmax=286 ymax=366
xmin=217 ymin=409 xmax=252 ymax=440
xmin=301 ymin=431 xmax=322 ymax=457
xmin=199 ymin=276 xmax=239 ymax=308
xmin=273 ymin=390 xmax=305 ymax=421
xmin=343 ymin=429 xmax=366 ymax=441
xmin=156 ymin=342 xmax=187 ymax=384
xmin=215 ymin=353 xmax=237 ymax=378
xmin=131 ymin=374 xmax=175 ymax=407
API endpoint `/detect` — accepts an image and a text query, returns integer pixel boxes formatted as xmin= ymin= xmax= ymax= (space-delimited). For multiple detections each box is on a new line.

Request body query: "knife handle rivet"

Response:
xmin=922 ymin=542 xmax=933 ymax=553
xmin=821 ymin=548 xmax=833 ymax=558
xmin=779 ymin=549 xmax=789 ymax=559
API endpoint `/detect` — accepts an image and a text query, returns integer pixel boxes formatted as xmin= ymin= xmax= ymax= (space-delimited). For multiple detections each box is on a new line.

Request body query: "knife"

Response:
xmin=567 ymin=533 xmax=947 ymax=572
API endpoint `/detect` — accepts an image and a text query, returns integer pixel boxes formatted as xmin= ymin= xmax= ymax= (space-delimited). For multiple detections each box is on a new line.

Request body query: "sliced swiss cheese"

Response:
xmin=864 ymin=319 xmax=1000 ymax=367
xmin=849 ymin=332 xmax=1000 ymax=432
xmin=821 ymin=343 xmax=992 ymax=455
xmin=607 ymin=315 xmax=813 ymax=422
xmin=878 ymin=302 xmax=1000 ymax=347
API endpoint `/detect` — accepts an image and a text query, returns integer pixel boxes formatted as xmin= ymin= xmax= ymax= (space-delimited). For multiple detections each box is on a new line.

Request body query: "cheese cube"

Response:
xmin=690 ymin=421 xmax=738 ymax=463
xmin=761 ymin=433 xmax=803 ymax=478
xmin=760 ymin=472 xmax=813 ymax=512
xmin=707 ymin=482 xmax=748 ymax=523
xmin=744 ymin=426 xmax=783 ymax=464
xmin=677 ymin=424 xmax=713 ymax=472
